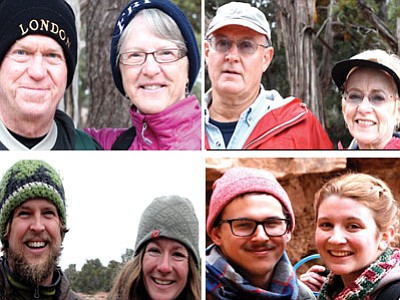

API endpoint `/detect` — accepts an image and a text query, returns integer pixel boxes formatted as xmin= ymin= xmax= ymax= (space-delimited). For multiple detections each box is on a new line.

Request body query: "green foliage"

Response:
xmin=121 ymin=248 xmax=134 ymax=264
xmin=64 ymin=249 xmax=136 ymax=295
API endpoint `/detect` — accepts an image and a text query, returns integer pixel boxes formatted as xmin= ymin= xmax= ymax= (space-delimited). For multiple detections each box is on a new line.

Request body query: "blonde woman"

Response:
xmin=308 ymin=173 xmax=400 ymax=299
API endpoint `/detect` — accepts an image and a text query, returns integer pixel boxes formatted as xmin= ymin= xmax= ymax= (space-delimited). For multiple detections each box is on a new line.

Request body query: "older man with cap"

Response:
xmin=206 ymin=167 xmax=315 ymax=299
xmin=0 ymin=0 xmax=101 ymax=150
xmin=332 ymin=49 xmax=400 ymax=149
xmin=0 ymin=160 xmax=81 ymax=299
xmin=204 ymin=2 xmax=332 ymax=150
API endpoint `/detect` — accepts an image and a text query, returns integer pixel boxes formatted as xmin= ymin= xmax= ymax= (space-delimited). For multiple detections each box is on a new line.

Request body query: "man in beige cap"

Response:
xmin=204 ymin=1 xmax=332 ymax=150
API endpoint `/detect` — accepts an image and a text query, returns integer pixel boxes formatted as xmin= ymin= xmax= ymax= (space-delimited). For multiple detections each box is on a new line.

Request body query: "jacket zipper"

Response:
xmin=34 ymin=285 xmax=39 ymax=299
xmin=141 ymin=122 xmax=153 ymax=145
xmin=244 ymin=107 xmax=308 ymax=149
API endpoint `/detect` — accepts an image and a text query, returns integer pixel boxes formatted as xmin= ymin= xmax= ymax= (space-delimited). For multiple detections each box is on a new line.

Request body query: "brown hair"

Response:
xmin=314 ymin=173 xmax=400 ymax=245
xmin=108 ymin=243 xmax=201 ymax=300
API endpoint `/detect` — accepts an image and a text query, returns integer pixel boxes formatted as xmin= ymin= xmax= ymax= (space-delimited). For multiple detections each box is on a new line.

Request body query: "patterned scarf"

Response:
xmin=206 ymin=244 xmax=299 ymax=299
xmin=318 ymin=247 xmax=400 ymax=300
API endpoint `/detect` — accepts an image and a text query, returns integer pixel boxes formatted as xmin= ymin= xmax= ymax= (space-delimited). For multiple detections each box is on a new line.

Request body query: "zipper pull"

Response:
xmin=34 ymin=285 xmax=39 ymax=299
xmin=141 ymin=122 xmax=152 ymax=145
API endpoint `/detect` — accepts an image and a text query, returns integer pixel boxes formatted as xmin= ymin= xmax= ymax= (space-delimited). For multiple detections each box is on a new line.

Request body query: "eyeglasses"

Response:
xmin=219 ymin=218 xmax=290 ymax=237
xmin=343 ymin=90 xmax=398 ymax=107
xmin=119 ymin=48 xmax=186 ymax=66
xmin=206 ymin=36 xmax=269 ymax=55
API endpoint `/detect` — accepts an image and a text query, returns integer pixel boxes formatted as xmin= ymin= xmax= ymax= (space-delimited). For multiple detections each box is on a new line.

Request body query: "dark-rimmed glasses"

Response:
xmin=119 ymin=48 xmax=186 ymax=66
xmin=206 ymin=36 xmax=269 ymax=55
xmin=219 ymin=218 xmax=290 ymax=237
xmin=343 ymin=90 xmax=398 ymax=107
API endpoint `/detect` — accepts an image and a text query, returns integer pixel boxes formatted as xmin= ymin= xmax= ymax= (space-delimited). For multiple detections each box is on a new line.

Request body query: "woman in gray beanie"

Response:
xmin=85 ymin=0 xmax=201 ymax=150
xmin=108 ymin=195 xmax=200 ymax=300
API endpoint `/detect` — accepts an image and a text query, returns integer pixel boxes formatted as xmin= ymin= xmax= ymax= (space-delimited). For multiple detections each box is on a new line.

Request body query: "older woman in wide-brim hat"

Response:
xmin=332 ymin=49 xmax=400 ymax=149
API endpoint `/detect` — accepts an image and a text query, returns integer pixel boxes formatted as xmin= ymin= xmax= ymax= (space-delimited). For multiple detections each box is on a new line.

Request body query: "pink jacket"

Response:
xmin=338 ymin=136 xmax=400 ymax=149
xmin=85 ymin=95 xmax=201 ymax=150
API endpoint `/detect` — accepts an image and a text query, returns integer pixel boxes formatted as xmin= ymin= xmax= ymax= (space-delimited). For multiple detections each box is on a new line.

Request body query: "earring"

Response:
xmin=379 ymin=241 xmax=387 ymax=251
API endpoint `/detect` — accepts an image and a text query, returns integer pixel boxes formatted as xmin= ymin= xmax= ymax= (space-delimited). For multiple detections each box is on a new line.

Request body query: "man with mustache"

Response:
xmin=206 ymin=167 xmax=315 ymax=299
xmin=204 ymin=2 xmax=332 ymax=149
xmin=0 ymin=160 xmax=81 ymax=299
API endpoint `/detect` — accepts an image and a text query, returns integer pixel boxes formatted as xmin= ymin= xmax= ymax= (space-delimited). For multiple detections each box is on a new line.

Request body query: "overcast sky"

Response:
xmin=0 ymin=151 xmax=205 ymax=270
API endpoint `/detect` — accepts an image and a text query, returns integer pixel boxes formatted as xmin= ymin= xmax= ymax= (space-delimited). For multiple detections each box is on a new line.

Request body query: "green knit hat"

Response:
xmin=0 ymin=160 xmax=66 ymax=244
xmin=135 ymin=195 xmax=200 ymax=266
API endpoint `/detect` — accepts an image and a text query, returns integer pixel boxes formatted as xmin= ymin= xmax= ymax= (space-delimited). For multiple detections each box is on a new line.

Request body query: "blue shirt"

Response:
xmin=204 ymin=85 xmax=292 ymax=149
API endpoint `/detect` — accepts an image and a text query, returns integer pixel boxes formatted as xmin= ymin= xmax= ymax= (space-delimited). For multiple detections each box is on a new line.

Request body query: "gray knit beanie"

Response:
xmin=135 ymin=195 xmax=199 ymax=266
xmin=0 ymin=160 xmax=66 ymax=244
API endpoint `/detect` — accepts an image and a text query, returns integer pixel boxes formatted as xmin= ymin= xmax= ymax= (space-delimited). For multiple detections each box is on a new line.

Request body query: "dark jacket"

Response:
xmin=0 ymin=110 xmax=102 ymax=150
xmin=0 ymin=257 xmax=81 ymax=300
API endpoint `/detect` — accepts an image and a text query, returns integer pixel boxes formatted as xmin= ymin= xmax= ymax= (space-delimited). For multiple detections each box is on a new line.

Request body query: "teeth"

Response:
xmin=143 ymin=85 xmax=162 ymax=90
xmin=154 ymin=279 xmax=173 ymax=285
xmin=357 ymin=120 xmax=375 ymax=126
xmin=27 ymin=241 xmax=45 ymax=248
xmin=330 ymin=250 xmax=351 ymax=257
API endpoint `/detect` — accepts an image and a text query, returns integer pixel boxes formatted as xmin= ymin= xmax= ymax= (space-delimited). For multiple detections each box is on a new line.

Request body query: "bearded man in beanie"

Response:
xmin=0 ymin=0 xmax=101 ymax=150
xmin=0 ymin=160 xmax=81 ymax=299
xmin=206 ymin=167 xmax=315 ymax=300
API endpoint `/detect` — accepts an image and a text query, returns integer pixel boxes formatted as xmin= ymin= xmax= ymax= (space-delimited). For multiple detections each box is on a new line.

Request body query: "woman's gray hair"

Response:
xmin=117 ymin=8 xmax=187 ymax=57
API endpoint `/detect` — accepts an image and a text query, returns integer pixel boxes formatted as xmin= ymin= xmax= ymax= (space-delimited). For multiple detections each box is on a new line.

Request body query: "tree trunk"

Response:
xmin=397 ymin=0 xmax=400 ymax=55
xmin=82 ymin=0 xmax=131 ymax=128
xmin=60 ymin=0 xmax=80 ymax=127
xmin=275 ymin=0 xmax=325 ymax=127
xmin=318 ymin=0 xmax=335 ymax=98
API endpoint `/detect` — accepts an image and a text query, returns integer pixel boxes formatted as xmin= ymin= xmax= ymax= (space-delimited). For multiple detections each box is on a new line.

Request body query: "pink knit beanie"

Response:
xmin=207 ymin=167 xmax=295 ymax=236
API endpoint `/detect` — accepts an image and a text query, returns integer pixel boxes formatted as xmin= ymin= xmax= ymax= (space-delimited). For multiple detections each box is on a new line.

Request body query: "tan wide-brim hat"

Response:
xmin=332 ymin=49 xmax=400 ymax=95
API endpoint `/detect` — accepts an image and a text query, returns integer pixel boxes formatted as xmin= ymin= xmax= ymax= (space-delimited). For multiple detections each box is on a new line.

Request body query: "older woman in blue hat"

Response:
xmin=85 ymin=0 xmax=201 ymax=150
xmin=332 ymin=49 xmax=400 ymax=149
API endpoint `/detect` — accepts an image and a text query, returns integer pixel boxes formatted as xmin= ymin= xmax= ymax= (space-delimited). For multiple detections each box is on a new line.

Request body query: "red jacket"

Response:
xmin=205 ymin=98 xmax=333 ymax=150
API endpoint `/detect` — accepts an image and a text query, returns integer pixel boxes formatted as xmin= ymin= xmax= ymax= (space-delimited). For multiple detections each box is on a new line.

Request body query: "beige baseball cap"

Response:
xmin=206 ymin=2 xmax=271 ymax=42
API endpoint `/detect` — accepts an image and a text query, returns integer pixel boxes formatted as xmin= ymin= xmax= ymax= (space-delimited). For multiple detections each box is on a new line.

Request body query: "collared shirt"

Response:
xmin=204 ymin=85 xmax=293 ymax=149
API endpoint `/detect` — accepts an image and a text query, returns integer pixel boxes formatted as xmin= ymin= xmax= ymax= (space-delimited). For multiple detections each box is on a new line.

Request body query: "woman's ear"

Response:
xmin=379 ymin=225 xmax=395 ymax=251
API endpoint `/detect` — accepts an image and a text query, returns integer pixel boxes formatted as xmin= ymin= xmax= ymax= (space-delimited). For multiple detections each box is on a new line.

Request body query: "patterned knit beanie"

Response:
xmin=110 ymin=0 xmax=200 ymax=95
xmin=135 ymin=195 xmax=200 ymax=266
xmin=0 ymin=0 xmax=77 ymax=88
xmin=207 ymin=167 xmax=295 ymax=236
xmin=0 ymin=160 xmax=66 ymax=244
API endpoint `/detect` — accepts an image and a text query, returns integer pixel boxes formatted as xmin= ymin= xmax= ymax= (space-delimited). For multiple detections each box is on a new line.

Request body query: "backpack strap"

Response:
xmin=111 ymin=126 xmax=136 ymax=150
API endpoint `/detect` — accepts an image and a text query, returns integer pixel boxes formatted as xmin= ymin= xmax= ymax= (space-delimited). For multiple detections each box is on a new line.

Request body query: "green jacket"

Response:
xmin=0 ymin=258 xmax=81 ymax=300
